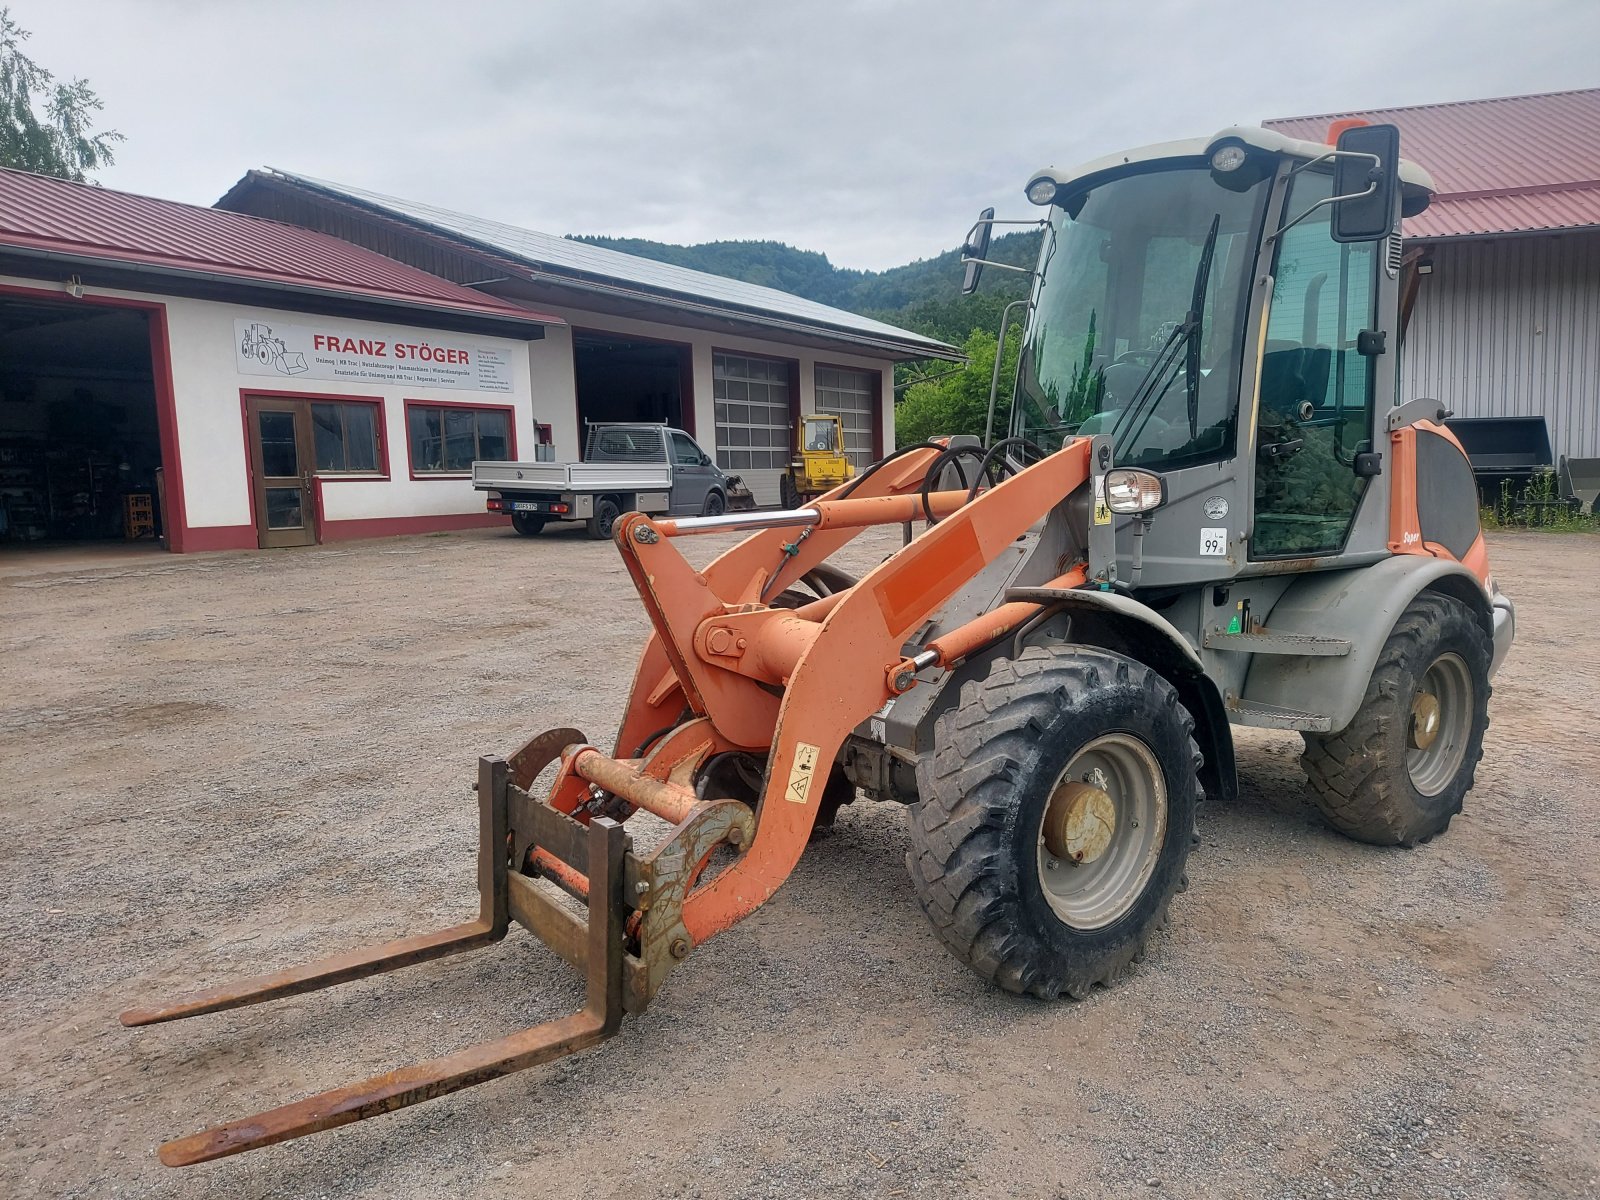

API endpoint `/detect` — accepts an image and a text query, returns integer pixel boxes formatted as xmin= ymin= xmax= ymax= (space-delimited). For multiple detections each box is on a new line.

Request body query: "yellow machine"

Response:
xmin=778 ymin=414 xmax=854 ymax=508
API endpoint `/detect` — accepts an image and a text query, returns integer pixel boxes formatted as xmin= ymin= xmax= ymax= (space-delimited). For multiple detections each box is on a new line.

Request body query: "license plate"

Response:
xmin=510 ymin=501 xmax=544 ymax=512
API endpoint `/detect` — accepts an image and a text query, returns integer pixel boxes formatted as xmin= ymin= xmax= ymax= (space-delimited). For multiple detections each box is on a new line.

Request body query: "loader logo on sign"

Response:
xmin=786 ymin=741 xmax=821 ymax=804
xmin=239 ymin=323 xmax=308 ymax=376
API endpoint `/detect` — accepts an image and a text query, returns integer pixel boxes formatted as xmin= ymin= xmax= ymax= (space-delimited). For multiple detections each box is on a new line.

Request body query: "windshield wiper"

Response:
xmin=1185 ymin=214 xmax=1221 ymax=441
xmin=1113 ymin=214 xmax=1222 ymax=453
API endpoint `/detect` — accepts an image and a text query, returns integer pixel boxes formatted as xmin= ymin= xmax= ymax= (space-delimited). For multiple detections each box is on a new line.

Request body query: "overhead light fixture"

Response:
xmin=1210 ymin=144 xmax=1247 ymax=173
xmin=1417 ymin=259 xmax=1435 ymax=275
xmin=65 ymin=275 xmax=84 ymax=299
xmin=1025 ymin=177 xmax=1057 ymax=206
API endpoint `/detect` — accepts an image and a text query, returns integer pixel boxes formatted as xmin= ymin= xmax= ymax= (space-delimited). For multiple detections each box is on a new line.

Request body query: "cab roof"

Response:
xmin=1027 ymin=125 xmax=1436 ymax=213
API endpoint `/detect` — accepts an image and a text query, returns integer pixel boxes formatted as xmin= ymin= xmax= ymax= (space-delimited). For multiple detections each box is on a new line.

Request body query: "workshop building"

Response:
xmin=217 ymin=170 xmax=957 ymax=505
xmin=0 ymin=168 xmax=954 ymax=551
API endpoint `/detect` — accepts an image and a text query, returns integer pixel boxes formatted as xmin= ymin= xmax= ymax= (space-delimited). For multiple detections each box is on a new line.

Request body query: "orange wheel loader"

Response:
xmin=123 ymin=123 xmax=1513 ymax=1166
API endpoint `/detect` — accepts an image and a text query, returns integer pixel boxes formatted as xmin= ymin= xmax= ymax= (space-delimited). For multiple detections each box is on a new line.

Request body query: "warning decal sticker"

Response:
xmin=1092 ymin=476 xmax=1112 ymax=525
xmin=785 ymin=741 xmax=821 ymax=804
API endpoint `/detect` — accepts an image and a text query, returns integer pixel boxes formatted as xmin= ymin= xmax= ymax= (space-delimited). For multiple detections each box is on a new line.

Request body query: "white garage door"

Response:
xmin=714 ymin=352 xmax=793 ymax=505
xmin=814 ymin=366 xmax=877 ymax=470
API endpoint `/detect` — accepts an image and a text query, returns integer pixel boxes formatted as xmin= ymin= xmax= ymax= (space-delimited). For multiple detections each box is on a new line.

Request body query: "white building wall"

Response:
xmin=0 ymin=272 xmax=540 ymax=545
xmin=1404 ymin=230 xmax=1600 ymax=461
xmin=3 ymin=270 xmax=905 ymax=551
xmin=522 ymin=302 xmax=898 ymax=504
xmin=160 ymin=295 xmax=536 ymax=531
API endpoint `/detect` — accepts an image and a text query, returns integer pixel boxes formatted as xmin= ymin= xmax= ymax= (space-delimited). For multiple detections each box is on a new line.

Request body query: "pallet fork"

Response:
xmin=123 ymin=441 xmax=1098 ymax=1164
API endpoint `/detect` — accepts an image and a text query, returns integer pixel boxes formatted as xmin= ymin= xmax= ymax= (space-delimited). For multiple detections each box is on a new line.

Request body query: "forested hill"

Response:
xmin=568 ymin=230 xmax=1042 ymax=346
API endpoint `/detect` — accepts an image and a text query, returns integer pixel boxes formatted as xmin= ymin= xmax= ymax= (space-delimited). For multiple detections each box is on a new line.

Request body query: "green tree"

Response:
xmin=0 ymin=9 xmax=122 ymax=181
xmin=895 ymin=326 xmax=1023 ymax=447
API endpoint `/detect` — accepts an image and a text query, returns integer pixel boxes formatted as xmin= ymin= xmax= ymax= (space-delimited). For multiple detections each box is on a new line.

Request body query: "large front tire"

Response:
xmin=1300 ymin=592 xmax=1491 ymax=846
xmin=907 ymin=646 xmax=1202 ymax=1000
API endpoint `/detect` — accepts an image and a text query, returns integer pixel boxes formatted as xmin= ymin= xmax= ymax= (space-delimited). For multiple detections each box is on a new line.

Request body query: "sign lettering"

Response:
xmin=234 ymin=319 xmax=514 ymax=393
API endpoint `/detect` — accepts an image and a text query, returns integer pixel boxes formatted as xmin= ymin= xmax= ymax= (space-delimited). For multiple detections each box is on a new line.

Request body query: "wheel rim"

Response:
xmin=1406 ymin=651 xmax=1473 ymax=796
xmin=1037 ymin=733 xmax=1167 ymax=930
xmin=597 ymin=504 xmax=616 ymax=535
xmin=706 ymin=493 xmax=724 ymax=516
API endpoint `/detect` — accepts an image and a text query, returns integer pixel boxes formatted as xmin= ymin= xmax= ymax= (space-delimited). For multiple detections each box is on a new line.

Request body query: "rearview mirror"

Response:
xmin=1332 ymin=123 xmax=1400 ymax=243
xmin=961 ymin=207 xmax=995 ymax=295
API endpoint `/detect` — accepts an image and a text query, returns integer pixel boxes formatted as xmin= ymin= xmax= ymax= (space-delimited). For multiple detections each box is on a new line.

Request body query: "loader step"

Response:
xmin=1225 ymin=697 xmax=1334 ymax=732
xmin=1203 ymin=629 xmax=1352 ymax=656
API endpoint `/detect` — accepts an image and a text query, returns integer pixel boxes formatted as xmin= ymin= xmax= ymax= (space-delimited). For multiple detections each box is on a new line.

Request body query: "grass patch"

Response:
xmin=1480 ymin=473 xmax=1600 ymax=533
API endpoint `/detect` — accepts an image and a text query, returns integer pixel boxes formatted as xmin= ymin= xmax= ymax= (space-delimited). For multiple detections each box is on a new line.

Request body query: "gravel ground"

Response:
xmin=1 ymin=526 xmax=1596 ymax=1200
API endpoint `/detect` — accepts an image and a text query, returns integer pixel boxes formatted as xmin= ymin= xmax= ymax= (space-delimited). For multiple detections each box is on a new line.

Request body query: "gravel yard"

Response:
xmin=2 ymin=526 xmax=1596 ymax=1200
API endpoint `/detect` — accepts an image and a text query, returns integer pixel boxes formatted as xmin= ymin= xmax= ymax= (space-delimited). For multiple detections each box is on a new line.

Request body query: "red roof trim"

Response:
xmin=1266 ymin=84 xmax=1600 ymax=126
xmin=1267 ymin=87 xmax=1600 ymax=240
xmin=1425 ymin=179 xmax=1600 ymax=202
xmin=0 ymin=167 xmax=564 ymax=327
xmin=0 ymin=228 xmax=561 ymax=323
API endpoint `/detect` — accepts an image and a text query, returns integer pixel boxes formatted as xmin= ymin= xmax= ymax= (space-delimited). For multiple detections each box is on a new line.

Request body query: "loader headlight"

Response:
xmin=1104 ymin=469 xmax=1166 ymax=513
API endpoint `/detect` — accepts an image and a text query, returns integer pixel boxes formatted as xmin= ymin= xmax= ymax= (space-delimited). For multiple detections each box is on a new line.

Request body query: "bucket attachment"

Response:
xmin=723 ymin=473 xmax=758 ymax=511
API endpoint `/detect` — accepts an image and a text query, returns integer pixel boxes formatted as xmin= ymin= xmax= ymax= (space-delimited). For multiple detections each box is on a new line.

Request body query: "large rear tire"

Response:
xmin=511 ymin=513 xmax=545 ymax=537
xmin=907 ymin=646 xmax=1201 ymax=1000
xmin=1300 ymin=592 xmax=1491 ymax=846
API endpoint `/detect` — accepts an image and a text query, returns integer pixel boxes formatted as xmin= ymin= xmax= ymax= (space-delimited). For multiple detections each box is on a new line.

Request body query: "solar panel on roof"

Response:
xmin=273 ymin=171 xmax=957 ymax=355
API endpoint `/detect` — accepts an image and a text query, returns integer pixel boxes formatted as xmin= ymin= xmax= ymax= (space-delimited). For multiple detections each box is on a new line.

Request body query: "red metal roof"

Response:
xmin=1266 ymin=87 xmax=1600 ymax=240
xmin=0 ymin=167 xmax=561 ymax=326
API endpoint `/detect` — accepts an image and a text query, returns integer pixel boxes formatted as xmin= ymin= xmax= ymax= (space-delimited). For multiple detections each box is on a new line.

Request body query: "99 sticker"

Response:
xmin=1199 ymin=528 xmax=1228 ymax=556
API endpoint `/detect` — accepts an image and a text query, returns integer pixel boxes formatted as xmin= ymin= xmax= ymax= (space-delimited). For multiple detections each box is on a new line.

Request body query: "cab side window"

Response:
xmin=1253 ymin=171 xmax=1379 ymax=558
xmin=671 ymin=433 xmax=703 ymax=466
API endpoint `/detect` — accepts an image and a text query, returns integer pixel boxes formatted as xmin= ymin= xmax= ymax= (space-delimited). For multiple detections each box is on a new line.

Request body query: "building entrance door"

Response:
xmin=245 ymin=396 xmax=316 ymax=548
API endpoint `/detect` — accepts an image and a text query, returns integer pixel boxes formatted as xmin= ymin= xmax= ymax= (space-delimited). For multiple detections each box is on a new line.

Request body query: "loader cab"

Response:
xmin=802 ymin=415 xmax=842 ymax=454
xmin=1009 ymin=125 xmax=1426 ymax=586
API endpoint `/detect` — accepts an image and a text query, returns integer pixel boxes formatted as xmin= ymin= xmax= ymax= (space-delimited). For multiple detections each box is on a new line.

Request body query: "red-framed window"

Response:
xmin=310 ymin=398 xmax=387 ymax=477
xmin=239 ymin=390 xmax=390 ymax=482
xmin=404 ymin=399 xmax=517 ymax=477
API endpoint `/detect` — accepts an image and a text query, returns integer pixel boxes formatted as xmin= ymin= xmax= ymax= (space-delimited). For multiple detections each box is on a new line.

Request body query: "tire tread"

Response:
xmin=1299 ymin=592 xmax=1491 ymax=846
xmin=907 ymin=646 xmax=1201 ymax=1000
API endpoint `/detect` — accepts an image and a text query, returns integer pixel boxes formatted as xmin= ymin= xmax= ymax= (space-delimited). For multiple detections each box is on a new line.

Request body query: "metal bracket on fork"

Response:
xmin=120 ymin=755 xmax=631 ymax=1166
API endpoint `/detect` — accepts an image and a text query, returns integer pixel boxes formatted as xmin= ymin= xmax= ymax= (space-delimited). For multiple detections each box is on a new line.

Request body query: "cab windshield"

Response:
xmin=1015 ymin=163 xmax=1271 ymax=470
xmin=802 ymin=418 xmax=837 ymax=452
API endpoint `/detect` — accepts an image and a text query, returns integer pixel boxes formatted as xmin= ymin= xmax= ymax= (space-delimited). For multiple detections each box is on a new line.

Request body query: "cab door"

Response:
xmin=1251 ymin=170 xmax=1381 ymax=559
xmin=668 ymin=431 xmax=714 ymax=514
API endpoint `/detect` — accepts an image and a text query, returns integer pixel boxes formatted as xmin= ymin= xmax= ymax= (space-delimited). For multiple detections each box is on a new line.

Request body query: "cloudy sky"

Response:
xmin=17 ymin=0 xmax=1599 ymax=271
